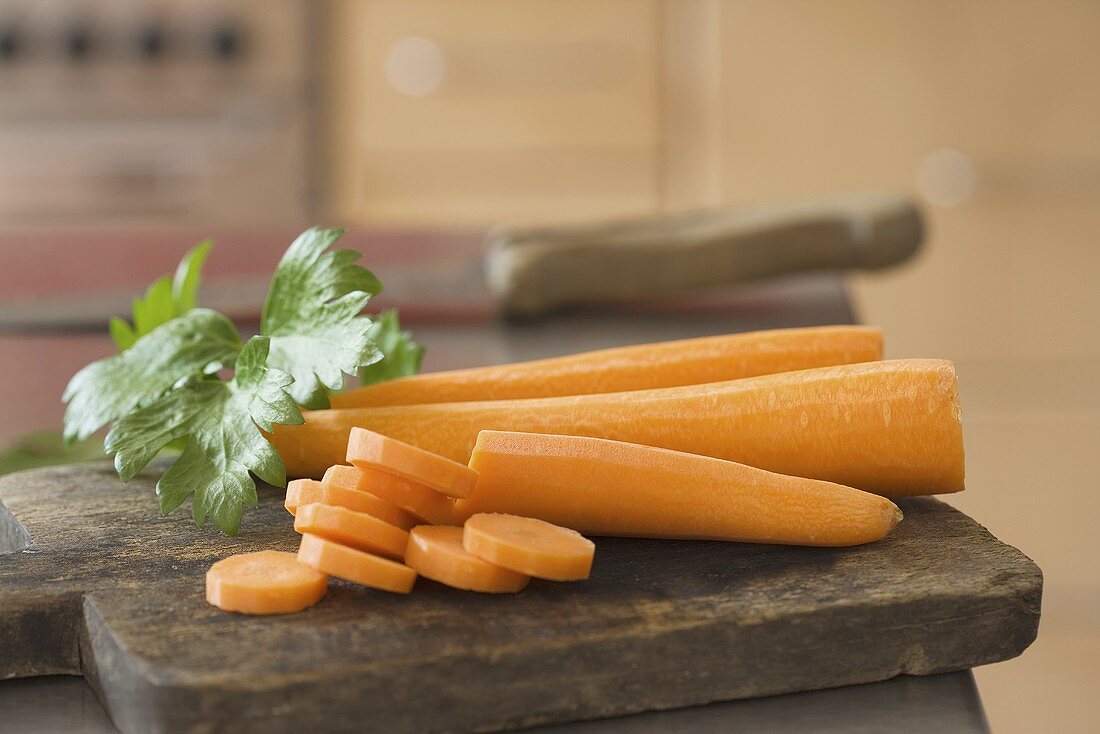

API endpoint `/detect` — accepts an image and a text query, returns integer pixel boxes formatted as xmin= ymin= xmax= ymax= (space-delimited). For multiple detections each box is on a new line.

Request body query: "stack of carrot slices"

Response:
xmin=205 ymin=428 xmax=595 ymax=615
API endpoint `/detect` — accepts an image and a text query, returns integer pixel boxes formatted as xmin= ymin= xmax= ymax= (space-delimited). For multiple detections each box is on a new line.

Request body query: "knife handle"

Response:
xmin=486 ymin=193 xmax=923 ymax=317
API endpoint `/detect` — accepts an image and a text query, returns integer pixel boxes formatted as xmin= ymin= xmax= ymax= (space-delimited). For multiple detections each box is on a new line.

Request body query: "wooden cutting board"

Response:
xmin=0 ymin=463 xmax=1041 ymax=734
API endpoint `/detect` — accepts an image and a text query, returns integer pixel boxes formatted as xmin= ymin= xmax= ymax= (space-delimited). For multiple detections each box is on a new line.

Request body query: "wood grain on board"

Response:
xmin=0 ymin=462 xmax=1040 ymax=734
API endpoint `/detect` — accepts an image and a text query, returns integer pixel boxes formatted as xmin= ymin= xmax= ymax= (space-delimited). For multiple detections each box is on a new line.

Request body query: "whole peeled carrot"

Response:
xmin=270 ymin=359 xmax=965 ymax=497
xmin=456 ymin=432 xmax=903 ymax=547
xmin=331 ymin=325 xmax=882 ymax=408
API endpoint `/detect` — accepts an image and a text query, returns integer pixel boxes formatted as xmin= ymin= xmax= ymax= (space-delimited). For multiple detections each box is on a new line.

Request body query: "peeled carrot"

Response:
xmin=272 ymin=359 xmax=965 ymax=497
xmin=405 ymin=525 xmax=530 ymax=593
xmin=332 ymin=325 xmax=882 ymax=408
xmin=463 ymin=513 xmax=595 ymax=581
xmin=347 ymin=428 xmax=478 ymax=499
xmin=297 ymin=533 xmax=416 ymax=593
xmin=205 ymin=550 xmax=327 ymax=615
xmin=354 ymin=467 xmax=455 ymax=526
xmin=294 ymin=503 xmax=409 ymax=559
xmin=284 ymin=478 xmax=418 ymax=531
xmin=319 ymin=467 xmax=419 ymax=530
xmin=457 ymin=432 xmax=902 ymax=546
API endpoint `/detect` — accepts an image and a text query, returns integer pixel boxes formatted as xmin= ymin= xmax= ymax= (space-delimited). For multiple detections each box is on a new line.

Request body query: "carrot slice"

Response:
xmin=284 ymin=478 xmax=418 ymax=531
xmin=405 ymin=525 xmax=529 ymax=593
xmin=457 ymin=432 xmax=902 ymax=547
xmin=319 ymin=467 xmax=420 ymax=530
xmin=463 ymin=513 xmax=595 ymax=581
xmin=354 ymin=466 xmax=455 ymax=526
xmin=347 ymin=428 xmax=478 ymax=499
xmin=322 ymin=465 xmax=364 ymax=491
xmin=296 ymin=533 xmax=416 ymax=593
xmin=331 ymin=325 xmax=883 ymax=408
xmin=205 ymin=550 xmax=327 ymax=615
xmin=294 ymin=503 xmax=410 ymax=559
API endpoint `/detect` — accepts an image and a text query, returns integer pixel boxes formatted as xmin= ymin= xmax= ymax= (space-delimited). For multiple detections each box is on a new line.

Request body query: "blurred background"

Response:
xmin=0 ymin=1 xmax=1096 ymax=731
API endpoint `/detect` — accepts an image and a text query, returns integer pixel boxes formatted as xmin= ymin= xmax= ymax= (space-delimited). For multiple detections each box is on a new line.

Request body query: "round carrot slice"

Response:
xmin=294 ymin=503 xmax=409 ymax=559
xmin=285 ymin=478 xmax=419 ymax=531
xmin=405 ymin=525 xmax=529 ymax=593
xmin=206 ymin=550 xmax=327 ymax=615
xmin=297 ymin=533 xmax=416 ymax=594
xmin=463 ymin=513 xmax=595 ymax=581
xmin=355 ymin=467 xmax=455 ymax=526
xmin=348 ymin=428 xmax=478 ymax=499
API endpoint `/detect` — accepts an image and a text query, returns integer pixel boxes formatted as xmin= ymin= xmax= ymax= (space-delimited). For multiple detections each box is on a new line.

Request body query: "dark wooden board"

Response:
xmin=0 ymin=463 xmax=1041 ymax=734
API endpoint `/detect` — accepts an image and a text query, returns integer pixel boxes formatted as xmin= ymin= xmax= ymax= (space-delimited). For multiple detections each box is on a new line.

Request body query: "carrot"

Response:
xmin=272 ymin=359 xmax=965 ymax=497
xmin=294 ymin=503 xmax=409 ymax=559
xmin=332 ymin=325 xmax=882 ymax=408
xmin=205 ymin=550 xmax=327 ymax=615
xmin=456 ymin=432 xmax=902 ymax=546
xmin=284 ymin=478 xmax=419 ymax=531
xmin=405 ymin=525 xmax=530 ymax=593
xmin=463 ymin=513 xmax=595 ymax=581
xmin=297 ymin=533 xmax=416 ymax=593
xmin=354 ymin=467 xmax=455 ymax=526
xmin=347 ymin=428 xmax=478 ymax=499
xmin=320 ymin=467 xmax=420 ymax=530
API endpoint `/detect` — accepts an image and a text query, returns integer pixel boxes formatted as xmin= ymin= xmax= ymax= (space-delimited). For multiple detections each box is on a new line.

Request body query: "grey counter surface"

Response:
xmin=0 ymin=671 xmax=989 ymax=734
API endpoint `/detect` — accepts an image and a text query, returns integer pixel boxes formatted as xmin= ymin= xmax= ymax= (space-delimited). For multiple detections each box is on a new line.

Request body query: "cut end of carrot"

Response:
xmin=463 ymin=513 xmax=595 ymax=581
xmin=347 ymin=427 xmax=478 ymax=499
xmin=405 ymin=525 xmax=530 ymax=593
xmin=205 ymin=550 xmax=327 ymax=615
xmin=297 ymin=533 xmax=417 ymax=594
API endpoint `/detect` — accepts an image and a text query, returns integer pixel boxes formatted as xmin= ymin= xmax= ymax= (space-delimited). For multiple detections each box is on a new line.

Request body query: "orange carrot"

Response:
xmin=463 ymin=513 xmax=595 ymax=581
xmin=347 ymin=428 xmax=478 ymax=499
xmin=405 ymin=525 xmax=529 ymax=593
xmin=205 ymin=550 xmax=327 ymax=615
xmin=284 ymin=478 xmax=418 ymax=531
xmin=332 ymin=325 xmax=882 ymax=408
xmin=297 ymin=533 xmax=416 ymax=593
xmin=456 ymin=432 xmax=902 ymax=546
xmin=354 ymin=467 xmax=455 ymax=526
xmin=272 ymin=359 xmax=965 ymax=497
xmin=294 ymin=503 xmax=409 ymax=559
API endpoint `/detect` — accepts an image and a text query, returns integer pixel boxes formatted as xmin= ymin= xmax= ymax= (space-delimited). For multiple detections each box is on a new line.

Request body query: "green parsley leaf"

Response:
xmin=107 ymin=317 xmax=137 ymax=352
xmin=172 ymin=239 xmax=212 ymax=313
xmin=105 ymin=336 xmax=303 ymax=535
xmin=63 ymin=309 xmax=242 ymax=443
xmin=109 ymin=240 xmax=213 ymax=351
xmin=261 ymin=227 xmax=385 ymax=409
xmin=59 ymin=227 xmax=423 ymax=535
xmin=358 ymin=310 xmax=425 ymax=385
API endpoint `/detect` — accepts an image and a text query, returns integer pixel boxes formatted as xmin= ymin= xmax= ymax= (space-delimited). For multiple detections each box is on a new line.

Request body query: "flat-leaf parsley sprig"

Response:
xmin=62 ymin=227 xmax=422 ymax=535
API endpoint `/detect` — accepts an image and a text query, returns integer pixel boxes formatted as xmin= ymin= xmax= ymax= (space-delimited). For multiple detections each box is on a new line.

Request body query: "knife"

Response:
xmin=486 ymin=193 xmax=923 ymax=317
